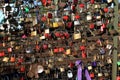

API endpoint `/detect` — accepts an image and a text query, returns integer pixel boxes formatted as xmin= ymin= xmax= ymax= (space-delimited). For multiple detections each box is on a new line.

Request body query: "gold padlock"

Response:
xmin=3 ymin=57 xmax=9 ymax=62
xmin=74 ymin=33 xmax=81 ymax=40
xmin=31 ymin=31 xmax=37 ymax=36
xmin=53 ymin=22 xmax=59 ymax=28
xmin=66 ymin=49 xmax=71 ymax=55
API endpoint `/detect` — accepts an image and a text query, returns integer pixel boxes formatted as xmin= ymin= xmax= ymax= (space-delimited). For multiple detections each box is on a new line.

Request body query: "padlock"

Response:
xmin=45 ymin=69 xmax=50 ymax=74
xmin=82 ymin=51 xmax=87 ymax=58
xmin=67 ymin=22 xmax=73 ymax=28
xmin=3 ymin=57 xmax=9 ymax=62
xmin=20 ymin=66 xmax=25 ymax=72
xmin=37 ymin=65 xmax=44 ymax=73
xmin=59 ymin=47 xmax=64 ymax=52
xmin=98 ymin=72 xmax=103 ymax=77
xmin=67 ymin=70 xmax=73 ymax=78
xmin=104 ymin=72 xmax=109 ymax=77
xmin=75 ymin=15 xmax=80 ymax=20
xmin=35 ymin=45 xmax=40 ymax=51
xmin=86 ymin=15 xmax=92 ymax=21
xmin=79 ymin=3 xmax=85 ymax=8
xmin=63 ymin=16 xmax=69 ymax=21
xmin=80 ymin=46 xmax=86 ymax=51
xmin=54 ymin=48 xmax=59 ymax=53
xmin=31 ymin=31 xmax=37 ymax=36
xmin=90 ymin=72 xmax=95 ymax=78
xmin=65 ymin=48 xmax=71 ymax=55
xmin=18 ymin=58 xmax=24 ymax=63
xmin=47 ymin=12 xmax=53 ymax=19
xmin=60 ymin=67 xmax=65 ymax=72
xmin=10 ymin=54 xmax=16 ymax=62
xmin=88 ymin=65 xmax=92 ymax=70
xmin=55 ymin=32 xmax=60 ymax=37
xmin=63 ymin=32 xmax=70 ymax=39
xmin=104 ymin=7 xmax=109 ymax=13
xmin=74 ymin=20 xmax=80 ymax=26
xmin=53 ymin=22 xmax=59 ymax=28
xmin=8 ymin=47 xmax=12 ymax=53
xmin=42 ymin=44 xmax=48 ymax=50
xmin=0 ymin=51 xmax=5 ymax=57
xmin=74 ymin=32 xmax=81 ymax=40
xmin=90 ymin=0 xmax=94 ymax=4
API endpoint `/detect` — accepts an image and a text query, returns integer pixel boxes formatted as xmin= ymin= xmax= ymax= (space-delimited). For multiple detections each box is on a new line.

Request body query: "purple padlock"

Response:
xmin=92 ymin=61 xmax=97 ymax=67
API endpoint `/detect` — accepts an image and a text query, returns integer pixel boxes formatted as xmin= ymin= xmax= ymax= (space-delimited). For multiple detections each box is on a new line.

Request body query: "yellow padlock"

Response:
xmin=53 ymin=22 xmax=59 ymax=28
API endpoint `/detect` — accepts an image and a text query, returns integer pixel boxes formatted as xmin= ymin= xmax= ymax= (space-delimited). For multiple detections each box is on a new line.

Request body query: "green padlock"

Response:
xmin=25 ymin=7 xmax=29 ymax=13
xmin=117 ymin=61 xmax=120 ymax=66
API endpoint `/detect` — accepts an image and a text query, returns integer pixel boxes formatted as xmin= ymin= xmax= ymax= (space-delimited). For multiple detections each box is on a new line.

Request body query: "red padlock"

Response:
xmin=75 ymin=15 xmax=80 ymax=20
xmin=41 ymin=0 xmax=47 ymax=6
xmin=20 ymin=77 xmax=24 ymax=80
xmin=20 ymin=66 xmax=25 ymax=72
xmin=44 ymin=33 xmax=49 ymax=38
xmin=0 ymin=52 xmax=3 ymax=57
xmin=35 ymin=45 xmax=40 ymax=50
xmin=104 ymin=7 xmax=108 ymax=13
xmin=42 ymin=44 xmax=48 ymax=49
xmin=63 ymin=16 xmax=69 ymax=21
xmin=82 ymin=51 xmax=87 ymax=58
xmin=59 ymin=33 xmax=64 ymax=38
xmin=47 ymin=12 xmax=53 ymax=19
xmin=89 ymin=23 xmax=94 ymax=29
xmin=64 ymin=32 xmax=70 ymax=39
xmin=54 ymin=48 xmax=59 ymax=53
xmin=101 ymin=23 xmax=106 ymax=29
xmin=71 ymin=5 xmax=75 ymax=11
xmin=8 ymin=47 xmax=12 ymax=53
xmin=90 ymin=0 xmax=94 ymax=4
xmin=69 ymin=62 xmax=75 ymax=68
xmin=59 ymin=47 xmax=64 ymax=52
xmin=96 ymin=39 xmax=102 ymax=46
xmin=90 ymin=72 xmax=95 ymax=78
xmin=118 ymin=22 xmax=120 ymax=27
xmin=0 ymin=51 xmax=5 ymax=57
xmin=117 ymin=76 xmax=120 ymax=80
xmin=48 ymin=34 xmax=52 ymax=39
xmin=18 ymin=58 xmax=24 ymax=63
xmin=47 ymin=0 xmax=52 ymax=5
xmin=10 ymin=56 xmax=16 ymax=62
xmin=16 ymin=62 xmax=21 ymax=67
xmin=55 ymin=32 xmax=60 ymax=37
xmin=67 ymin=22 xmax=73 ymax=28
xmin=41 ymin=16 xmax=47 ymax=22
xmin=73 ymin=0 xmax=78 ymax=4
xmin=80 ymin=46 xmax=86 ymax=51
xmin=79 ymin=3 xmax=84 ymax=8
